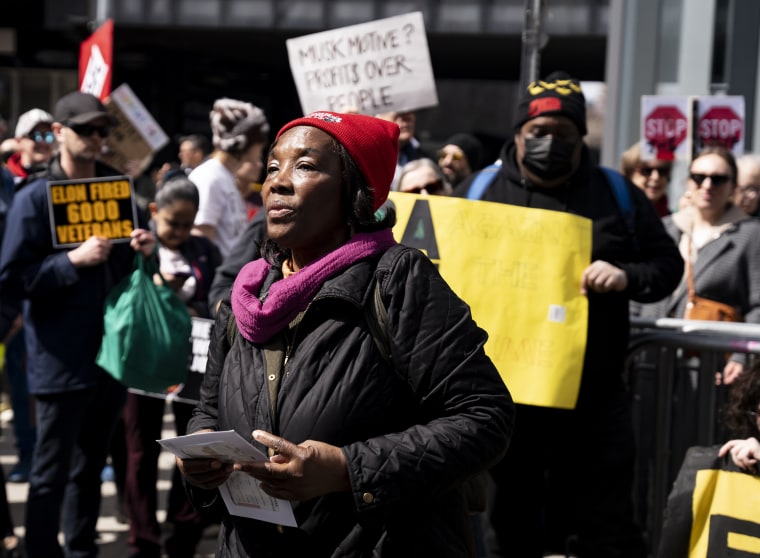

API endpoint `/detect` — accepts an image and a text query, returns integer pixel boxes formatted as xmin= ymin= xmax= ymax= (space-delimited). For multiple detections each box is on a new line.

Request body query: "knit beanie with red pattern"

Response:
xmin=275 ymin=111 xmax=400 ymax=210
xmin=513 ymin=71 xmax=588 ymax=136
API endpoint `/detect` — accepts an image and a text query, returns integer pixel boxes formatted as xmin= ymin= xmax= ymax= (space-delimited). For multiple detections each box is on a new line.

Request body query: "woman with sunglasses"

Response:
xmin=396 ymin=157 xmax=452 ymax=196
xmin=620 ymin=142 xmax=672 ymax=217
xmin=633 ymin=146 xmax=760 ymax=543
xmin=651 ymin=146 xmax=760 ymax=384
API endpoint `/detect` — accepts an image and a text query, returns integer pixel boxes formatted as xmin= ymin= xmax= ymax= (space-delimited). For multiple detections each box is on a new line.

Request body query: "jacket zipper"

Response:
xmin=282 ymin=301 xmax=311 ymax=375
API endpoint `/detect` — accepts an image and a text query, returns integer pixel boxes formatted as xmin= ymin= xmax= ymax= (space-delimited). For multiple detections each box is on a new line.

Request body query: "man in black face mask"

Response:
xmin=454 ymin=72 xmax=683 ymax=557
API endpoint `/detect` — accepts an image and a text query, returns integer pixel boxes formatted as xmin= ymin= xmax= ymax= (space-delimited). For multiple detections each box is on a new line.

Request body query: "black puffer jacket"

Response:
xmin=188 ymin=244 xmax=515 ymax=557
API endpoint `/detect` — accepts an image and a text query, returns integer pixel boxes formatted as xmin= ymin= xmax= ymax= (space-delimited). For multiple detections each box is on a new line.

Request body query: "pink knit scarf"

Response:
xmin=231 ymin=229 xmax=397 ymax=343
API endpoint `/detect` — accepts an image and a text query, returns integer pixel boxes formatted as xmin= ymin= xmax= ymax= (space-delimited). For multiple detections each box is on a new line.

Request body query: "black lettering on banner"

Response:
xmin=706 ymin=514 xmax=760 ymax=557
xmin=400 ymin=199 xmax=440 ymax=265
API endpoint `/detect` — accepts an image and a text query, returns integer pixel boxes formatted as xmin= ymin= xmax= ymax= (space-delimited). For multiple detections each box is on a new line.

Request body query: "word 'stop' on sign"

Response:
xmin=698 ymin=106 xmax=742 ymax=150
xmin=644 ymin=105 xmax=688 ymax=161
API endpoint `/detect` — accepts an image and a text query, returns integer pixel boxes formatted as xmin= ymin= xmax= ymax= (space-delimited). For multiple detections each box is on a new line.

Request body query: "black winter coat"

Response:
xmin=188 ymin=244 xmax=515 ymax=557
xmin=454 ymin=143 xmax=684 ymax=405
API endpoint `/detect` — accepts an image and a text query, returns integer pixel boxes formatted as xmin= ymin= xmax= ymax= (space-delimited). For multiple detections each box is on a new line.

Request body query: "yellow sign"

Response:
xmin=690 ymin=469 xmax=760 ymax=556
xmin=47 ymin=175 xmax=137 ymax=247
xmin=388 ymin=192 xmax=591 ymax=409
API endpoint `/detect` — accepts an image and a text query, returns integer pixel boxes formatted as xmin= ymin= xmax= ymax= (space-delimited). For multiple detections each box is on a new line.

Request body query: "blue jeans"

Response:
xmin=24 ymin=373 xmax=126 ymax=558
xmin=5 ymin=327 xmax=35 ymax=462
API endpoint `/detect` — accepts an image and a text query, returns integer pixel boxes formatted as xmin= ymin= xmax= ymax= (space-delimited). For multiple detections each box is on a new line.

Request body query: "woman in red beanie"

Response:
xmin=177 ymin=111 xmax=514 ymax=557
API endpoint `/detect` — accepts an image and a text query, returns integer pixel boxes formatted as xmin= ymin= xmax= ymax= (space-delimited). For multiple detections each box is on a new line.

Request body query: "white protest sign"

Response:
xmin=80 ymin=44 xmax=109 ymax=100
xmin=694 ymin=95 xmax=745 ymax=157
xmin=640 ymin=95 xmax=691 ymax=161
xmin=286 ymin=11 xmax=438 ymax=115
xmin=109 ymin=83 xmax=169 ymax=151
xmin=104 ymin=83 xmax=169 ymax=175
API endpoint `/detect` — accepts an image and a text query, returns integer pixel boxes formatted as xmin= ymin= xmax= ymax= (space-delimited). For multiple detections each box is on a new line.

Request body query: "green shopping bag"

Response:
xmin=97 ymin=253 xmax=192 ymax=393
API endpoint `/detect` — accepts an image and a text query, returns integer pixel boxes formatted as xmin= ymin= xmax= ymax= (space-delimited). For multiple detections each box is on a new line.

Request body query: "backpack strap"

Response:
xmin=600 ymin=166 xmax=639 ymax=253
xmin=466 ymin=161 xmax=502 ymax=200
xmin=226 ymin=310 xmax=237 ymax=348
xmin=365 ymin=277 xmax=390 ymax=366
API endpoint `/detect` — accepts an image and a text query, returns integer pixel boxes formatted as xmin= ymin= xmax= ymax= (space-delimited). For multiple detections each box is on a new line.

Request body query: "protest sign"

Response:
xmin=46 ymin=175 xmax=137 ymax=248
xmin=286 ymin=11 xmax=438 ymax=115
xmin=640 ymin=95 xmax=746 ymax=161
xmin=641 ymin=95 xmax=691 ymax=161
xmin=657 ymin=446 xmax=760 ymax=558
xmin=103 ymin=83 xmax=169 ymax=176
xmin=79 ymin=19 xmax=113 ymax=102
xmin=388 ymin=192 xmax=591 ymax=409
xmin=694 ymin=95 xmax=745 ymax=157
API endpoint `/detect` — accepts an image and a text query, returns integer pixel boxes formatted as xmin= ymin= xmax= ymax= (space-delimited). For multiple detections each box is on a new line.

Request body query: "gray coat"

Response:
xmin=663 ymin=207 xmax=760 ymax=321
xmin=638 ymin=205 xmax=760 ymax=363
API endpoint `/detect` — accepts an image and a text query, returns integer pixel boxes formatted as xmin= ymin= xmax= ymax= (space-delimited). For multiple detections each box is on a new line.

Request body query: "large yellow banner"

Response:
xmin=388 ymin=192 xmax=591 ymax=409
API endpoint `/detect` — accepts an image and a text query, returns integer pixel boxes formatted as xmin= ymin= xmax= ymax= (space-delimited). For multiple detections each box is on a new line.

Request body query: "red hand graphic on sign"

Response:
xmin=644 ymin=105 xmax=688 ymax=161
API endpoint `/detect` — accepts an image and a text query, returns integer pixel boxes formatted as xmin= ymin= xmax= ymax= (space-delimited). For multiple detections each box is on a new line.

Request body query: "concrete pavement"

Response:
xmin=0 ymin=403 xmax=218 ymax=557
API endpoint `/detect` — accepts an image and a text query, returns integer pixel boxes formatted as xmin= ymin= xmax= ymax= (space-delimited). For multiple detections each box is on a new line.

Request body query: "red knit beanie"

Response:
xmin=275 ymin=111 xmax=400 ymax=210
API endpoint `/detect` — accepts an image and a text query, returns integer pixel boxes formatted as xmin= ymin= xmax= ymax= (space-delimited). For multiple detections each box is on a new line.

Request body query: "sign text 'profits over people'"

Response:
xmin=286 ymin=11 xmax=438 ymax=115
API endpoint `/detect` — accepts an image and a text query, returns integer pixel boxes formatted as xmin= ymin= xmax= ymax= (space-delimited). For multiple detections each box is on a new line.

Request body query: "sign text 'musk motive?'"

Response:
xmin=47 ymin=175 xmax=138 ymax=247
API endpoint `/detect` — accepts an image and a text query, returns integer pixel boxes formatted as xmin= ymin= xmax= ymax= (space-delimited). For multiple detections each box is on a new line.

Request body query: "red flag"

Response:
xmin=79 ymin=19 xmax=114 ymax=101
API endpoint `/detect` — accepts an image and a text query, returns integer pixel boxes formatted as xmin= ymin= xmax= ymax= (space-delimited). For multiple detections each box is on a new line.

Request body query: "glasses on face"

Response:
xmin=28 ymin=130 xmax=55 ymax=144
xmin=636 ymin=165 xmax=671 ymax=180
xmin=738 ymin=184 xmax=760 ymax=197
xmin=67 ymin=123 xmax=110 ymax=138
xmin=406 ymin=180 xmax=444 ymax=195
xmin=689 ymin=173 xmax=731 ymax=187
xmin=437 ymin=149 xmax=463 ymax=162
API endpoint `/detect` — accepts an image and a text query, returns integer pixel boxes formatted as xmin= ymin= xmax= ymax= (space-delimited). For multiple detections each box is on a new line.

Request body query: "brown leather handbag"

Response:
xmin=683 ymin=237 xmax=742 ymax=322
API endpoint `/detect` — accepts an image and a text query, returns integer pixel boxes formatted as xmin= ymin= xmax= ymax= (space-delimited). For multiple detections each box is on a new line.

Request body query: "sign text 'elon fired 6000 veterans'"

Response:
xmin=47 ymin=175 xmax=138 ymax=248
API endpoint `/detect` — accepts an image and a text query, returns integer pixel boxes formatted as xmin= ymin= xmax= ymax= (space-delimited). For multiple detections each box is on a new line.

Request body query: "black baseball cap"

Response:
xmin=53 ymin=91 xmax=117 ymax=126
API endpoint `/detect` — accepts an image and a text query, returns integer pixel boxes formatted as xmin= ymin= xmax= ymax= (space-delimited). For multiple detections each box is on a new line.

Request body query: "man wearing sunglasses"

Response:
xmin=0 ymin=91 xmax=157 ymax=558
xmin=6 ymin=108 xmax=55 ymax=187
xmin=453 ymin=72 xmax=683 ymax=558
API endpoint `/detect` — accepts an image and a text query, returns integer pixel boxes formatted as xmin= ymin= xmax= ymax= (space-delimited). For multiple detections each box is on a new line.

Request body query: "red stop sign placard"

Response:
xmin=644 ymin=105 xmax=688 ymax=161
xmin=698 ymin=106 xmax=742 ymax=150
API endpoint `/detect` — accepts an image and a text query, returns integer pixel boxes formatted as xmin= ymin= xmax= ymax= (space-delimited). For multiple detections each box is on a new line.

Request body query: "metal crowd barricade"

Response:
xmin=626 ymin=317 xmax=760 ymax=555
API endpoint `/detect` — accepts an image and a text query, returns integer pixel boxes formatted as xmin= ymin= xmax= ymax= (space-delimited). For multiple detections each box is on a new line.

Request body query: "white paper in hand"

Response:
xmin=158 ymin=430 xmax=297 ymax=527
